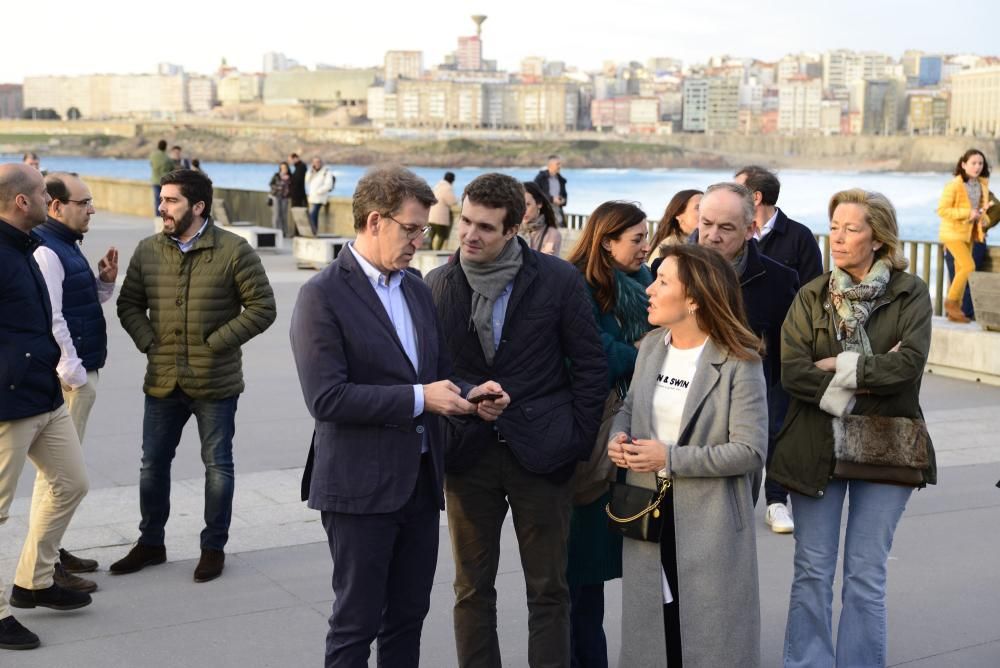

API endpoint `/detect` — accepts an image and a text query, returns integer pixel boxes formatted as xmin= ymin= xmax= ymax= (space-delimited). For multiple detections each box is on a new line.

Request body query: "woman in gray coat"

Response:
xmin=608 ymin=244 xmax=768 ymax=667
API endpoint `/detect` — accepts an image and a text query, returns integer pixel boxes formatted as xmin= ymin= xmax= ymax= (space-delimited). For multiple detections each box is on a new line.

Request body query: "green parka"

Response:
xmin=117 ymin=220 xmax=276 ymax=399
xmin=769 ymin=269 xmax=937 ymax=498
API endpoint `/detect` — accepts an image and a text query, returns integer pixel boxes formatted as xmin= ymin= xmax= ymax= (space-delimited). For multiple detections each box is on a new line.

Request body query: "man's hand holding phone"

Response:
xmin=468 ymin=381 xmax=510 ymax=422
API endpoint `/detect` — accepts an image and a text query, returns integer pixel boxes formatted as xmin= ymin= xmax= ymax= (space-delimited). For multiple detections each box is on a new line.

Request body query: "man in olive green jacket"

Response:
xmin=112 ymin=169 xmax=276 ymax=583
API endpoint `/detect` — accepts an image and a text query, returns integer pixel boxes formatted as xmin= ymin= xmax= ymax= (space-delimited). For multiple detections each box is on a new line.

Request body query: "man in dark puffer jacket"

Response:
xmin=32 ymin=172 xmax=118 ymax=593
xmin=111 ymin=169 xmax=276 ymax=583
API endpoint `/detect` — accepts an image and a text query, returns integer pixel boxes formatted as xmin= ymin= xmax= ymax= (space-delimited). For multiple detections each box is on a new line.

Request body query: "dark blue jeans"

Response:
xmin=308 ymin=203 xmax=322 ymax=235
xmin=944 ymin=241 xmax=988 ymax=318
xmin=138 ymin=390 xmax=239 ymax=551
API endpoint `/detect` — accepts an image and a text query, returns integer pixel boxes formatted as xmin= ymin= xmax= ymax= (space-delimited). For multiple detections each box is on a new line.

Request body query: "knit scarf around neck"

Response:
xmin=460 ymin=238 xmax=523 ymax=365
xmin=828 ymin=258 xmax=892 ymax=355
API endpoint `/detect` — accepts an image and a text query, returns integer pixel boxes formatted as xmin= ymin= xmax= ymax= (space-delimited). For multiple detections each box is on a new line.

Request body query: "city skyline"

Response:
xmin=3 ymin=0 xmax=998 ymax=82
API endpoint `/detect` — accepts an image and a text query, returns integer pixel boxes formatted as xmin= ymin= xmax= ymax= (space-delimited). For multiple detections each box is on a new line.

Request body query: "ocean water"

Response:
xmin=2 ymin=153 xmax=958 ymax=242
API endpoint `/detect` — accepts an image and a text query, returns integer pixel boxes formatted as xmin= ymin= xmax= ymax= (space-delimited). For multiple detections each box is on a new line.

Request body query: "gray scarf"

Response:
xmin=460 ymin=238 xmax=523 ymax=365
xmin=731 ymin=243 xmax=750 ymax=278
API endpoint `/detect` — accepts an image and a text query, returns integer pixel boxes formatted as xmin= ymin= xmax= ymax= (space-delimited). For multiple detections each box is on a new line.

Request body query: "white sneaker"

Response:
xmin=765 ymin=503 xmax=794 ymax=534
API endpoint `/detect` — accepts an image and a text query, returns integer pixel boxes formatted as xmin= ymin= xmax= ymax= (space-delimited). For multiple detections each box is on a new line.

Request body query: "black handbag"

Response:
xmin=605 ymin=474 xmax=671 ymax=542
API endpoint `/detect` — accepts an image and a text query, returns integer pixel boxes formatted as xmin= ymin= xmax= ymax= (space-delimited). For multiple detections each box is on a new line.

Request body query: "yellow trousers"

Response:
xmin=943 ymin=240 xmax=975 ymax=303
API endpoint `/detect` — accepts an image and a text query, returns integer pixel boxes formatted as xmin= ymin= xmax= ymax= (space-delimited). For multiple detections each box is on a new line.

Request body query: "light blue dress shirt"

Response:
xmin=491 ymin=282 xmax=514 ymax=351
xmin=347 ymin=245 xmax=426 ymax=437
xmin=171 ymin=219 xmax=210 ymax=254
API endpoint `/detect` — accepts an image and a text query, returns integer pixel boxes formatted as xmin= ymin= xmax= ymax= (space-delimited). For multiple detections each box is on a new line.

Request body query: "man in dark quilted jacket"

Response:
xmin=111 ymin=169 xmax=276 ymax=583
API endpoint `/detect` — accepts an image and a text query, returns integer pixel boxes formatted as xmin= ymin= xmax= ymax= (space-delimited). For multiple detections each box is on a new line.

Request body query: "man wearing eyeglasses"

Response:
xmin=31 ymin=173 xmax=117 ymax=594
xmin=290 ymin=164 xmax=509 ymax=667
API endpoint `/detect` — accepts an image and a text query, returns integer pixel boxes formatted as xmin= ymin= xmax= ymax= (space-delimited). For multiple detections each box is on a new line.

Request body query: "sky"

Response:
xmin=3 ymin=0 xmax=997 ymax=82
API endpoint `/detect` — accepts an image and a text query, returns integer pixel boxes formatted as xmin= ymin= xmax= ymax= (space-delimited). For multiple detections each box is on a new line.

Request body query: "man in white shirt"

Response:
xmin=32 ymin=173 xmax=117 ymax=592
xmin=304 ymin=157 xmax=335 ymax=235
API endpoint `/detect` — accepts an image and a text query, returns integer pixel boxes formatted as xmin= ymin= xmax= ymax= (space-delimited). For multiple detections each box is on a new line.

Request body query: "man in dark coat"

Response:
xmin=697 ymin=182 xmax=798 ymax=533
xmin=288 ymin=153 xmax=308 ymax=208
xmin=735 ymin=165 xmax=823 ymax=285
xmin=290 ymin=165 xmax=509 ymax=667
xmin=532 ymin=154 xmax=568 ymax=226
xmin=0 ymin=164 xmax=92 ymax=652
xmin=426 ymin=173 xmax=607 ymax=667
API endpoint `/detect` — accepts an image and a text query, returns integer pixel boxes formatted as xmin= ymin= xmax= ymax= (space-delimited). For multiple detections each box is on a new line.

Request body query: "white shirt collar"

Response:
xmin=757 ymin=210 xmax=779 ymax=239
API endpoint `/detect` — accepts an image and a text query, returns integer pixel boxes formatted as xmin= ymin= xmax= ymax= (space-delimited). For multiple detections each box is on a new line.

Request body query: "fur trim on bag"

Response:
xmin=832 ymin=415 xmax=931 ymax=469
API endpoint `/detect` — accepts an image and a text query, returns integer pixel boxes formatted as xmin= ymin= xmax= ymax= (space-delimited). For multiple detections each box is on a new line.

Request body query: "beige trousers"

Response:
xmin=0 ymin=405 xmax=89 ymax=619
xmin=27 ymin=371 xmax=98 ymax=565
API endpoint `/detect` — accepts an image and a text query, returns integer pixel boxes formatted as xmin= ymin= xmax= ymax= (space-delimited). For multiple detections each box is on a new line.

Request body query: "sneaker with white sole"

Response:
xmin=765 ymin=503 xmax=794 ymax=534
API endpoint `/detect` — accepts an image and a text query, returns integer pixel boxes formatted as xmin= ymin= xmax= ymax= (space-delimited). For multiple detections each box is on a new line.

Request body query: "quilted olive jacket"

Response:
xmin=117 ymin=219 xmax=276 ymax=399
xmin=769 ymin=269 xmax=936 ymax=497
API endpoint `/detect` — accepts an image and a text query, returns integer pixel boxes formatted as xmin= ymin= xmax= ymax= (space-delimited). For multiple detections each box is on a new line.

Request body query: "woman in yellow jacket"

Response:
xmin=937 ymin=149 xmax=989 ymax=322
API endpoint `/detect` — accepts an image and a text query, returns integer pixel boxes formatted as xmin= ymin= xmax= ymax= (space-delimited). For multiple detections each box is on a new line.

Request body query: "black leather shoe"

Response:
xmin=109 ymin=543 xmax=166 ymax=575
xmin=9 ymin=584 xmax=92 ymax=611
xmin=54 ymin=563 xmax=98 ymax=593
xmin=59 ymin=548 xmax=98 ymax=574
xmin=0 ymin=615 xmax=40 ymax=650
xmin=193 ymin=549 xmax=225 ymax=582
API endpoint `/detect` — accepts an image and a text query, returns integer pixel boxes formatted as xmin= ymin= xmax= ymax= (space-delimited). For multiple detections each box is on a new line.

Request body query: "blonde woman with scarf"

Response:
xmin=770 ymin=189 xmax=936 ymax=668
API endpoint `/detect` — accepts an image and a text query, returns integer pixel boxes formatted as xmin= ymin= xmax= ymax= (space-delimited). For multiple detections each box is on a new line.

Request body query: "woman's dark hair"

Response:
xmin=566 ymin=201 xmax=648 ymax=313
xmin=658 ymin=244 xmax=762 ymax=360
xmin=444 ymin=171 xmax=455 ymax=183
xmin=161 ymin=168 xmax=213 ymax=216
xmin=522 ymin=181 xmax=556 ymax=229
xmin=955 ymin=149 xmax=991 ymax=181
xmin=650 ymin=189 xmax=703 ymax=250
xmin=278 ymin=161 xmax=290 ymax=173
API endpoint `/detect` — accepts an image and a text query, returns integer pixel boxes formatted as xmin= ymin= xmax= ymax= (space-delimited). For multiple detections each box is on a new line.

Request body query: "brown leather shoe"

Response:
xmin=59 ymin=548 xmax=98 ymax=574
xmin=109 ymin=543 xmax=166 ymax=575
xmin=193 ymin=549 xmax=225 ymax=583
xmin=54 ymin=563 xmax=98 ymax=593
xmin=945 ymin=299 xmax=971 ymax=323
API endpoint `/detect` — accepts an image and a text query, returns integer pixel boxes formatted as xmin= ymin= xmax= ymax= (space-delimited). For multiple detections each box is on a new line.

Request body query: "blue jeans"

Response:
xmin=784 ymin=480 xmax=912 ymax=668
xmin=308 ymin=203 xmax=322 ymax=235
xmin=138 ymin=390 xmax=239 ymax=551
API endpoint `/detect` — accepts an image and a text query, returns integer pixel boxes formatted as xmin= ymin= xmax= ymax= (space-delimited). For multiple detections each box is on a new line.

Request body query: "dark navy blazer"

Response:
xmin=290 ymin=246 xmax=463 ymax=514
xmin=757 ymin=208 xmax=824 ymax=286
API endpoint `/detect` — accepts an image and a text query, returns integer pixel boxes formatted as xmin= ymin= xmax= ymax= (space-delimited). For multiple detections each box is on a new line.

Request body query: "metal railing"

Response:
xmin=563 ymin=213 xmax=953 ymax=316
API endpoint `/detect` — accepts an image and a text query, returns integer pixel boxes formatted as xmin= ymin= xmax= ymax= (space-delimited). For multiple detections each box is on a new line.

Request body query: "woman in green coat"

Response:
xmin=565 ymin=201 xmax=653 ymax=667
xmin=770 ymin=189 xmax=936 ymax=668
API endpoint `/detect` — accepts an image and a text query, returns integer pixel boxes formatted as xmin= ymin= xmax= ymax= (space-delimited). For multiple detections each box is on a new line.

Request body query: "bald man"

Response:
xmin=0 ymin=164 xmax=92 ymax=653
xmin=31 ymin=173 xmax=117 ymax=593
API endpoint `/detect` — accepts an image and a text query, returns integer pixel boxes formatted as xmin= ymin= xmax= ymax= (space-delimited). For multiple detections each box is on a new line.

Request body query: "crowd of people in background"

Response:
xmin=6 ymin=146 xmax=984 ymax=665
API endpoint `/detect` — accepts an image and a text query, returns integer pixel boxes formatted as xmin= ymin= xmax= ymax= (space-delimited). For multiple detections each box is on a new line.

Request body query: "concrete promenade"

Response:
xmin=3 ymin=212 xmax=999 ymax=667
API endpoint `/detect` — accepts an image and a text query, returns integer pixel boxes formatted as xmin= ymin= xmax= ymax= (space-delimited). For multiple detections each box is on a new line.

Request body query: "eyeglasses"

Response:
xmin=383 ymin=215 xmax=430 ymax=240
xmin=62 ymin=198 xmax=94 ymax=208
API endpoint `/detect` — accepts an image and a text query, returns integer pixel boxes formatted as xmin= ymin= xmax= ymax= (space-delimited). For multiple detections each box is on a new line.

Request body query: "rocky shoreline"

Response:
xmin=3 ymin=128 xmax=995 ymax=172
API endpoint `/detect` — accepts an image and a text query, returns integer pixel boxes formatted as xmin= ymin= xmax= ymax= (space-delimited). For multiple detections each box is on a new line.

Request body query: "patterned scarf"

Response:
xmin=828 ymin=258 xmax=892 ymax=355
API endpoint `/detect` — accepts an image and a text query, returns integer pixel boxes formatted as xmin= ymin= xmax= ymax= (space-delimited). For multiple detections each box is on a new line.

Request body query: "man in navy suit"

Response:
xmin=290 ymin=165 xmax=509 ymax=668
